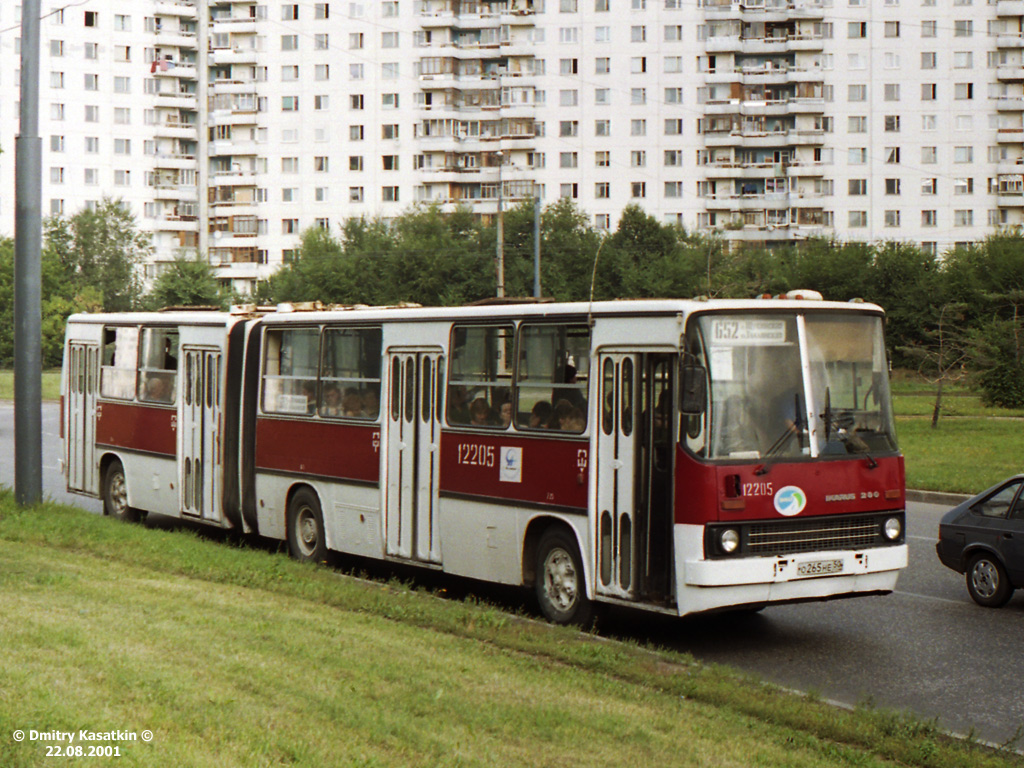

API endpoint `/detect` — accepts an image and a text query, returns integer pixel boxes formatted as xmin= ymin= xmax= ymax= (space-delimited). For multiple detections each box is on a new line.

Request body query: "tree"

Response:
xmin=898 ymin=303 xmax=970 ymax=427
xmin=45 ymin=197 xmax=150 ymax=312
xmin=144 ymin=255 xmax=230 ymax=310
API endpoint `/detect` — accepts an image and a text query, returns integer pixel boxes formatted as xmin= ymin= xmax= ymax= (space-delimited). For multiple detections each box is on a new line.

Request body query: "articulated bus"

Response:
xmin=62 ymin=297 xmax=907 ymax=624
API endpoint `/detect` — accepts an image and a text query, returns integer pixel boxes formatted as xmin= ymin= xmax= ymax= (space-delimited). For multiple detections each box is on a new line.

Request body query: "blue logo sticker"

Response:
xmin=774 ymin=485 xmax=807 ymax=517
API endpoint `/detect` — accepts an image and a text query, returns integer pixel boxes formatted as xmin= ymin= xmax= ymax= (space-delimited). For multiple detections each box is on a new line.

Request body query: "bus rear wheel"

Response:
xmin=103 ymin=459 xmax=140 ymax=523
xmin=535 ymin=528 xmax=594 ymax=627
xmin=287 ymin=488 xmax=327 ymax=563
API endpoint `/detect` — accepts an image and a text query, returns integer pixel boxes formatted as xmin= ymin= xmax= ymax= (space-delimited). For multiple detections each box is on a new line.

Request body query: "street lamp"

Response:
xmin=496 ymin=149 xmax=504 ymax=298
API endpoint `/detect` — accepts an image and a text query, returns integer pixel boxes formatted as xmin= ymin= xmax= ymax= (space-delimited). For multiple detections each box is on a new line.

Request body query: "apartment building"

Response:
xmin=1 ymin=0 xmax=1022 ymax=294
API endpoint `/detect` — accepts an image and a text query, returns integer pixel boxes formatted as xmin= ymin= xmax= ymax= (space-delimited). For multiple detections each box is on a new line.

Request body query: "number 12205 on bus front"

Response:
xmin=62 ymin=297 xmax=907 ymax=625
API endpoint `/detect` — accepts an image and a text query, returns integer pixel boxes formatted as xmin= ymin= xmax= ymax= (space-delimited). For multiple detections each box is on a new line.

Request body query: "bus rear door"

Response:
xmin=384 ymin=348 xmax=443 ymax=564
xmin=179 ymin=346 xmax=222 ymax=521
xmin=66 ymin=341 xmax=100 ymax=495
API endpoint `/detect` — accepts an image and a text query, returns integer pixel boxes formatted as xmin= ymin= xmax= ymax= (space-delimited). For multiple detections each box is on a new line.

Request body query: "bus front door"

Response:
xmin=179 ymin=347 xmax=222 ymax=521
xmin=385 ymin=349 xmax=443 ymax=564
xmin=595 ymin=352 xmax=676 ymax=605
xmin=66 ymin=342 xmax=100 ymax=495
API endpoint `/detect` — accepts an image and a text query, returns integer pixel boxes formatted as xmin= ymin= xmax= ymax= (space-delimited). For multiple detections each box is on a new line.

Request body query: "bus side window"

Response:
xmin=320 ymin=327 xmax=382 ymax=420
xmin=100 ymin=326 xmax=138 ymax=400
xmin=138 ymin=327 xmax=178 ymax=404
xmin=446 ymin=324 xmax=513 ymax=428
xmin=516 ymin=323 xmax=591 ymax=433
xmin=262 ymin=327 xmax=319 ymax=415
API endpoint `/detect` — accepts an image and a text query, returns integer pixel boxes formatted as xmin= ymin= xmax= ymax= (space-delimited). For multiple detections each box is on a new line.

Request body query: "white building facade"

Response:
xmin=1 ymin=0 xmax=1023 ymax=294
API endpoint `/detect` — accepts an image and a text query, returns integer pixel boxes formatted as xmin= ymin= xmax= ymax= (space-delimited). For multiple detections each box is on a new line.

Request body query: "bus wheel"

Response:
xmin=287 ymin=489 xmax=327 ymax=563
xmin=103 ymin=460 xmax=139 ymax=523
xmin=966 ymin=553 xmax=1014 ymax=608
xmin=535 ymin=528 xmax=594 ymax=627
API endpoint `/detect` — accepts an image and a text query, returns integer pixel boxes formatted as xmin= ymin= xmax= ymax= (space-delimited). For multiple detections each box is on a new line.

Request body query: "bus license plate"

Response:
xmin=797 ymin=559 xmax=843 ymax=577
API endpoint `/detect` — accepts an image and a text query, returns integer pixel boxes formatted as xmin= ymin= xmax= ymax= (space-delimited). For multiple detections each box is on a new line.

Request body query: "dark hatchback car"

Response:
xmin=936 ymin=475 xmax=1024 ymax=607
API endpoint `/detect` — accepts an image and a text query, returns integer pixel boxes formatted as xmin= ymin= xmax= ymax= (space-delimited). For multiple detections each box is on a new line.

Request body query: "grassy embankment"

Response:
xmin=0 ymin=370 xmax=1020 ymax=493
xmin=889 ymin=372 xmax=1024 ymax=494
xmin=0 ymin=494 xmax=1020 ymax=768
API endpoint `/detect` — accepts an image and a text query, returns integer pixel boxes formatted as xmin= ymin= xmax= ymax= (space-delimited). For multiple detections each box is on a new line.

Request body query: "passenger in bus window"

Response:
xmin=143 ymin=373 xmax=172 ymax=403
xmin=548 ymin=399 xmax=585 ymax=432
xmin=301 ymin=381 xmax=317 ymax=414
xmin=528 ymin=401 xmax=552 ymax=429
xmin=447 ymin=386 xmax=470 ymax=423
xmin=342 ymin=389 xmax=363 ymax=417
xmin=361 ymin=388 xmax=379 ymax=419
xmin=499 ymin=399 xmax=513 ymax=428
xmin=321 ymin=384 xmax=342 ymax=416
xmin=469 ymin=397 xmax=496 ymax=426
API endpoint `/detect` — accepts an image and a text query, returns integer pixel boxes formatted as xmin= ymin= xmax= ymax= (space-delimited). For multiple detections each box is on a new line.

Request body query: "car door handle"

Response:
xmin=1002 ymin=532 xmax=1014 ymax=540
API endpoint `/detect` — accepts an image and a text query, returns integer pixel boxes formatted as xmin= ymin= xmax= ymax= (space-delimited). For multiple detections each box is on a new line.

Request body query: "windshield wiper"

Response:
xmin=755 ymin=394 xmax=803 ymax=475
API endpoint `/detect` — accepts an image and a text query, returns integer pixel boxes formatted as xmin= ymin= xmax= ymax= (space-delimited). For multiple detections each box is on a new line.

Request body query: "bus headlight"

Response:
xmin=882 ymin=517 xmax=902 ymax=541
xmin=720 ymin=529 xmax=740 ymax=554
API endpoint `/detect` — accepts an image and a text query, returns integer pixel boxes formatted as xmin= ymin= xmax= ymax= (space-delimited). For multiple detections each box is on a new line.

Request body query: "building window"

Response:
xmin=349 ymin=187 xmax=364 ymax=202
xmin=922 ymin=211 xmax=937 ymax=227
xmin=631 ymin=182 xmax=646 ymax=198
xmin=282 ymin=219 xmax=299 ymax=234
xmin=848 ymin=179 xmax=867 ymax=195
xmin=382 ymin=186 xmax=400 ymax=202
xmin=848 ymin=211 xmax=867 ymax=227
xmin=884 ymin=210 xmax=901 ymax=228
xmin=595 ymin=182 xmax=609 ymax=199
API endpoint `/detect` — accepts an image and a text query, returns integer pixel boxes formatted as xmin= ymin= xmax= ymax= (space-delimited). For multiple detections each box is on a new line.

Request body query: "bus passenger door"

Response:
xmin=385 ymin=349 xmax=443 ymax=564
xmin=179 ymin=347 xmax=222 ymax=521
xmin=66 ymin=342 xmax=100 ymax=495
xmin=595 ymin=353 xmax=639 ymax=599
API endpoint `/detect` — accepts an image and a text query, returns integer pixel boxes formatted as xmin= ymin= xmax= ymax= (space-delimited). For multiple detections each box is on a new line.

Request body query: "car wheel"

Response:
xmin=103 ymin=460 xmax=140 ymax=523
xmin=287 ymin=488 xmax=327 ymax=563
xmin=535 ymin=528 xmax=594 ymax=627
xmin=966 ymin=553 xmax=1014 ymax=608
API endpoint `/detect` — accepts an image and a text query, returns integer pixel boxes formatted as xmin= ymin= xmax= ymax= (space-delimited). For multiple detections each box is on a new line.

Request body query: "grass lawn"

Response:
xmin=0 ymin=496 xmax=1018 ymax=768
xmin=0 ymin=370 xmax=61 ymax=401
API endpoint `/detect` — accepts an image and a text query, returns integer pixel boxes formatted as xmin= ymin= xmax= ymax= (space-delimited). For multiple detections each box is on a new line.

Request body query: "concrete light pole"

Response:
xmin=14 ymin=0 xmax=44 ymax=506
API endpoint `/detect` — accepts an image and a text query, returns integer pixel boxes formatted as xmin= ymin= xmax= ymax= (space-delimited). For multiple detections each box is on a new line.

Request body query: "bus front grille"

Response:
xmin=747 ymin=516 xmax=882 ymax=556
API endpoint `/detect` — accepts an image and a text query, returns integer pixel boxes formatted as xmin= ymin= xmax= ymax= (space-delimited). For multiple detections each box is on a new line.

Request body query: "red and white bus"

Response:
xmin=62 ymin=296 xmax=907 ymax=624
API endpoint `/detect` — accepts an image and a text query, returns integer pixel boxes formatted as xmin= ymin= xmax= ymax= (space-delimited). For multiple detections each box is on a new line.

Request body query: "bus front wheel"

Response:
xmin=103 ymin=460 xmax=140 ymax=523
xmin=535 ymin=528 xmax=594 ymax=627
xmin=287 ymin=489 xmax=327 ymax=563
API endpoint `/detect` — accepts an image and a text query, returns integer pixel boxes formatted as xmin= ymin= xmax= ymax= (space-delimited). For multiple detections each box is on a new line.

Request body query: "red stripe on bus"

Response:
xmin=95 ymin=401 xmax=176 ymax=457
xmin=255 ymin=417 xmax=381 ymax=483
xmin=439 ymin=431 xmax=589 ymax=510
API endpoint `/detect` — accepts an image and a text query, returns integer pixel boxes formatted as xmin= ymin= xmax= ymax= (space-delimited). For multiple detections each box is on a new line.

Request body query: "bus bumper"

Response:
xmin=675 ymin=525 xmax=908 ymax=616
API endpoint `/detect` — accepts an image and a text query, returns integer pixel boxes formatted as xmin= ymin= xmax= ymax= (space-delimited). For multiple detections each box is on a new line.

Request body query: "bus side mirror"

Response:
xmin=680 ymin=364 xmax=707 ymax=415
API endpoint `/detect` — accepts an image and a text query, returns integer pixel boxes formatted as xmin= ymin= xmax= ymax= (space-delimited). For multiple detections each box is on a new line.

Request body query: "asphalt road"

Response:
xmin=1 ymin=401 xmax=1020 ymax=747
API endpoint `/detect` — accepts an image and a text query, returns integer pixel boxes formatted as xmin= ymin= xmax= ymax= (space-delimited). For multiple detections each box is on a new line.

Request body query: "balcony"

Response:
xmin=996 ymin=0 xmax=1024 ymax=15
xmin=154 ymin=91 xmax=198 ymax=110
xmin=155 ymin=214 xmax=198 ymax=232
xmin=153 ymin=119 xmax=197 ymax=140
xmin=151 ymin=153 xmax=197 ymax=171
xmin=211 ymin=47 xmax=259 ymax=66
xmin=153 ymin=0 xmax=197 ymax=19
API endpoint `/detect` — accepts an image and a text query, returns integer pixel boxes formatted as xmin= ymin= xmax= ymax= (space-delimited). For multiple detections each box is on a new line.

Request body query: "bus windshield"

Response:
xmin=695 ymin=312 xmax=897 ymax=461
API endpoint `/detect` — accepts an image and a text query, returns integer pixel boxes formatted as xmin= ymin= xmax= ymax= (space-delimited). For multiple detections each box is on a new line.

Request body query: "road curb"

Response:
xmin=906 ymin=489 xmax=970 ymax=506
